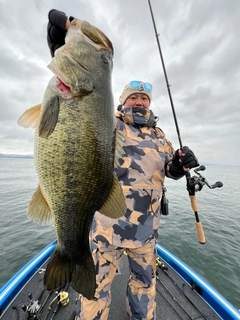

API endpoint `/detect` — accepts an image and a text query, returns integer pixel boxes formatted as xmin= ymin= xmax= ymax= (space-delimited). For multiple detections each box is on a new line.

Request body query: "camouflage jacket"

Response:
xmin=92 ymin=107 xmax=177 ymax=248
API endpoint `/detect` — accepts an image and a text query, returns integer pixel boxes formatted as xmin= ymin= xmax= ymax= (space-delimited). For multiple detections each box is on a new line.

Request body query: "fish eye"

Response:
xmin=101 ymin=55 xmax=109 ymax=64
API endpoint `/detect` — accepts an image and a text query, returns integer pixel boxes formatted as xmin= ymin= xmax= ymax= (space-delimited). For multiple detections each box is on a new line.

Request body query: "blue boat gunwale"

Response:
xmin=0 ymin=241 xmax=239 ymax=319
xmin=156 ymin=244 xmax=240 ymax=320
xmin=0 ymin=240 xmax=57 ymax=316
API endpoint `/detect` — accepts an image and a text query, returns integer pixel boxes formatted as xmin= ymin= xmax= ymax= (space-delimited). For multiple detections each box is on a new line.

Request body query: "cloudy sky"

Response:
xmin=0 ymin=0 xmax=239 ymax=166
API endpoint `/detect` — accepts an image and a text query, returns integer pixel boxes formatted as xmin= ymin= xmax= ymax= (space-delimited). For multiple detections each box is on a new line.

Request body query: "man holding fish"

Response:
xmin=24 ymin=9 xmax=199 ymax=320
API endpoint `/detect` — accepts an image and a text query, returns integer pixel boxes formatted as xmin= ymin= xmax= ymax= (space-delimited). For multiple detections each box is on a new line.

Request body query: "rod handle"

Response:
xmin=189 ymin=195 xmax=198 ymax=212
xmin=196 ymin=221 xmax=206 ymax=244
xmin=189 ymin=195 xmax=206 ymax=244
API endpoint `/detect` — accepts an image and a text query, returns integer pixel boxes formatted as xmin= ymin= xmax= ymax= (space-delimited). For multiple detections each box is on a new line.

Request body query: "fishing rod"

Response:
xmin=147 ymin=0 xmax=223 ymax=244
xmin=147 ymin=0 xmax=182 ymax=149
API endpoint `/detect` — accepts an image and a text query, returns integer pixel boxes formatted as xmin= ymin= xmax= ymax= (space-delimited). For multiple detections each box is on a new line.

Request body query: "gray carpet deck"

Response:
xmin=1 ymin=255 xmax=220 ymax=320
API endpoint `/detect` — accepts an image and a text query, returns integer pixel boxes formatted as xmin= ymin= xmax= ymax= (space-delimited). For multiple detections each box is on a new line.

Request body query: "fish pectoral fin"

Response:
xmin=114 ymin=129 xmax=126 ymax=168
xmin=38 ymin=95 xmax=60 ymax=138
xmin=44 ymin=247 xmax=96 ymax=299
xmin=99 ymin=174 xmax=126 ymax=218
xmin=28 ymin=184 xmax=52 ymax=224
xmin=17 ymin=104 xmax=41 ymax=129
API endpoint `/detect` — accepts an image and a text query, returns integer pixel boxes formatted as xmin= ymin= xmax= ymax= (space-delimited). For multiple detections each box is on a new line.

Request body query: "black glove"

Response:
xmin=47 ymin=9 xmax=74 ymax=57
xmin=173 ymin=146 xmax=199 ymax=169
xmin=169 ymin=146 xmax=199 ymax=178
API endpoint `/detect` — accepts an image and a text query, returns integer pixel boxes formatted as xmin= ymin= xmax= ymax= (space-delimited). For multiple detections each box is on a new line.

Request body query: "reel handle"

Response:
xmin=194 ymin=165 xmax=206 ymax=172
xmin=210 ymin=181 xmax=223 ymax=189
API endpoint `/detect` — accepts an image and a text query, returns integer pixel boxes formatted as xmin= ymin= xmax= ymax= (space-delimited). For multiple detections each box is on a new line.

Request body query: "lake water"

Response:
xmin=0 ymin=158 xmax=239 ymax=309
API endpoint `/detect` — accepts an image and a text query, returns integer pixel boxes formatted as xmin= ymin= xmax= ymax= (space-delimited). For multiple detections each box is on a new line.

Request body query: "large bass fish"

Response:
xmin=18 ymin=19 xmax=126 ymax=299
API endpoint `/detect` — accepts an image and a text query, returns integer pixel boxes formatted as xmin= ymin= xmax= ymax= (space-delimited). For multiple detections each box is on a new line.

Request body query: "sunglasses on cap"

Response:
xmin=126 ymin=81 xmax=152 ymax=93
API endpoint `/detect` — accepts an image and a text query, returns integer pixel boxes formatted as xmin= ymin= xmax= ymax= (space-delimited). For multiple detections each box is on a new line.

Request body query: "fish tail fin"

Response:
xmin=44 ymin=247 xmax=96 ymax=300
xmin=44 ymin=248 xmax=73 ymax=291
xmin=71 ymin=250 xmax=96 ymax=300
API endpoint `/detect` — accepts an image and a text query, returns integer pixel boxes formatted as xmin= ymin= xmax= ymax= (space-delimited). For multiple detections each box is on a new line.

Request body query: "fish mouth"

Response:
xmin=50 ymin=53 xmax=91 ymax=96
xmin=48 ymin=19 xmax=113 ymax=96
xmin=49 ymin=49 xmax=91 ymax=95
xmin=56 ymin=77 xmax=71 ymax=93
xmin=55 ymin=76 xmax=92 ymax=97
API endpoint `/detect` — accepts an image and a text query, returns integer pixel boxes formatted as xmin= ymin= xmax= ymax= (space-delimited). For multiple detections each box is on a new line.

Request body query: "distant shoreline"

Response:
xmin=0 ymin=154 xmax=238 ymax=167
xmin=0 ymin=153 xmax=34 ymax=159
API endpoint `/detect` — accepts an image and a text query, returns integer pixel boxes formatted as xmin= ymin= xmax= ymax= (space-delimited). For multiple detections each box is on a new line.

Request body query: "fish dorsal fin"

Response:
xmin=114 ymin=129 xmax=126 ymax=168
xmin=17 ymin=104 xmax=41 ymax=129
xmin=99 ymin=174 xmax=126 ymax=218
xmin=38 ymin=95 xmax=60 ymax=138
xmin=28 ymin=184 xmax=52 ymax=224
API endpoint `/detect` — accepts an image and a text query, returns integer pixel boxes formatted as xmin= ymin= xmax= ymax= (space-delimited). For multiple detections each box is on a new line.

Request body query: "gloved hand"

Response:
xmin=168 ymin=146 xmax=199 ymax=178
xmin=172 ymin=146 xmax=199 ymax=170
xmin=47 ymin=9 xmax=74 ymax=57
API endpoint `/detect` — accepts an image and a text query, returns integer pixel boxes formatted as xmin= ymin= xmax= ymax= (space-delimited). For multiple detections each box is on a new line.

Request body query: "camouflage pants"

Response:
xmin=75 ymin=238 xmax=157 ymax=320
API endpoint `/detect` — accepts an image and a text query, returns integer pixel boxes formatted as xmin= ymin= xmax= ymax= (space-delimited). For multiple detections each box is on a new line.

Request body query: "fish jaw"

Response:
xmin=48 ymin=19 xmax=114 ymax=96
xmin=42 ymin=75 xmax=75 ymax=101
xmin=48 ymin=53 xmax=94 ymax=97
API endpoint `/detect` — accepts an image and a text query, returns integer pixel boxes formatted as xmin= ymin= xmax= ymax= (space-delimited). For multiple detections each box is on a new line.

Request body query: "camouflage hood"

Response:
xmin=116 ymin=107 xmax=157 ymax=128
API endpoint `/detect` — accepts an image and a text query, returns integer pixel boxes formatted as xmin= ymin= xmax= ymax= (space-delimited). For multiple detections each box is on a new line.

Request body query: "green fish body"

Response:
xmin=18 ymin=19 xmax=126 ymax=299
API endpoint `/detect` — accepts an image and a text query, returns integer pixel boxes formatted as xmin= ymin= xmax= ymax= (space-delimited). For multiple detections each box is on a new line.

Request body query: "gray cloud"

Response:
xmin=0 ymin=0 xmax=239 ymax=166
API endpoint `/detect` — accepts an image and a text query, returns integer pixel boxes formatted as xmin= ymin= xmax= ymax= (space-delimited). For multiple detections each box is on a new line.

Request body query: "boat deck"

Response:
xmin=1 ymin=254 xmax=221 ymax=320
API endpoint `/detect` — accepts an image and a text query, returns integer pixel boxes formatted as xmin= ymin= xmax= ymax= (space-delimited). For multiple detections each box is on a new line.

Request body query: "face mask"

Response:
xmin=119 ymin=107 xmax=157 ymax=127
